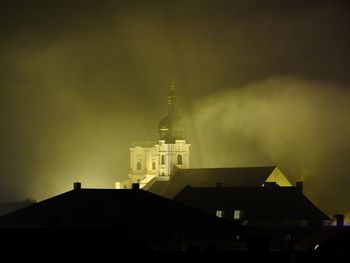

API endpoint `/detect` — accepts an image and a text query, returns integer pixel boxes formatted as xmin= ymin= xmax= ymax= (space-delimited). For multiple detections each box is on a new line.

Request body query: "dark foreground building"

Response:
xmin=174 ymin=185 xmax=330 ymax=227
xmin=0 ymin=200 xmax=36 ymax=216
xmin=0 ymin=183 xmax=347 ymax=262
xmin=0 ymin=184 xmax=245 ymax=261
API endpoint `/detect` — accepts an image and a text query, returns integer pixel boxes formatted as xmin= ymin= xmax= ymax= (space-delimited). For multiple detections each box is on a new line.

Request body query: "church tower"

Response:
xmin=156 ymin=85 xmax=190 ymax=179
xmin=117 ymin=84 xmax=190 ymax=189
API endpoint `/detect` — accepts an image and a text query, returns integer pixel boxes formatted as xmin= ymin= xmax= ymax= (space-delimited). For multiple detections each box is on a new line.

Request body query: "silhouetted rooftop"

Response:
xmin=174 ymin=186 xmax=330 ymax=222
xmin=0 ymin=188 xmax=239 ymax=232
xmin=0 ymin=201 xmax=36 ymax=216
xmin=145 ymin=166 xmax=278 ymax=198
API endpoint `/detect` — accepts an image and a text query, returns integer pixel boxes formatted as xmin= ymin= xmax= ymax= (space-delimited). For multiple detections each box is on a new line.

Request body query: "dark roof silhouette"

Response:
xmin=144 ymin=167 xmax=277 ymax=198
xmin=0 ymin=201 xmax=36 ymax=216
xmin=173 ymin=186 xmax=330 ymax=222
xmin=0 ymin=188 xmax=238 ymax=232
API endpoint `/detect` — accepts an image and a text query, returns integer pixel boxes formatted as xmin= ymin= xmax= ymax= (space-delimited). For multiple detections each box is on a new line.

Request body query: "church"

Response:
xmin=116 ymin=85 xmax=292 ymax=191
xmin=116 ymin=85 xmax=191 ymax=189
xmin=114 ymin=86 xmax=332 ymax=229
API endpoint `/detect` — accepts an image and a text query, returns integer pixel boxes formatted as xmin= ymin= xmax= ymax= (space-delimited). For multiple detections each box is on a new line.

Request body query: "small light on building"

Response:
xmin=216 ymin=210 xmax=224 ymax=218
xmin=234 ymin=210 xmax=242 ymax=220
xmin=234 ymin=231 xmax=241 ymax=241
xmin=285 ymin=234 xmax=292 ymax=241
xmin=314 ymin=244 xmax=320 ymax=250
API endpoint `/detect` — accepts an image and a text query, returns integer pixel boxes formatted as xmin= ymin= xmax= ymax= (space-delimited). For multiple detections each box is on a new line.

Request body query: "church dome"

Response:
xmin=158 ymin=86 xmax=187 ymax=143
xmin=158 ymin=114 xmax=186 ymax=142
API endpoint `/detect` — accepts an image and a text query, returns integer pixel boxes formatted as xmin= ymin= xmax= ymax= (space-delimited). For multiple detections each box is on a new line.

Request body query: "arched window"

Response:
xmin=136 ymin=161 xmax=142 ymax=170
xmin=152 ymin=161 xmax=156 ymax=170
xmin=161 ymin=155 xmax=165 ymax=165
xmin=177 ymin=154 xmax=183 ymax=165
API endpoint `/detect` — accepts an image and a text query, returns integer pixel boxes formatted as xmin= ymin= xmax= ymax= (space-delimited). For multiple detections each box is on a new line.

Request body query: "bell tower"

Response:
xmin=156 ymin=84 xmax=190 ymax=178
xmin=117 ymin=83 xmax=190 ymax=189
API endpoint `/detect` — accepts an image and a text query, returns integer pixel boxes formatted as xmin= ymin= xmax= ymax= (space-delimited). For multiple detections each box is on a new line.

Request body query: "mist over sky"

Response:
xmin=0 ymin=1 xmax=349 ymax=217
xmin=192 ymin=77 xmax=350 ymax=216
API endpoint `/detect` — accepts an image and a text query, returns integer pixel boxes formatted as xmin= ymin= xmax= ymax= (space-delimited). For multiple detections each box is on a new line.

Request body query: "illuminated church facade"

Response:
xmin=116 ymin=85 xmax=293 ymax=191
xmin=116 ymin=87 xmax=190 ymax=189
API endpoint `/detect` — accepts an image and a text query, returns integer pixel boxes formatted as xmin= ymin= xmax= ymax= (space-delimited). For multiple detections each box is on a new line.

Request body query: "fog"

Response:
xmin=191 ymin=77 xmax=350 ymax=216
xmin=0 ymin=1 xmax=349 ymax=218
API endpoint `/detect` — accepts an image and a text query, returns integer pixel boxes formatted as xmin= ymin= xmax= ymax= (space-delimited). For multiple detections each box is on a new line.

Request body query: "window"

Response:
xmin=152 ymin=161 xmax=156 ymax=170
xmin=161 ymin=155 xmax=165 ymax=165
xmin=136 ymin=161 xmax=141 ymax=170
xmin=234 ymin=210 xmax=242 ymax=220
xmin=177 ymin=154 xmax=183 ymax=165
xmin=216 ymin=210 xmax=224 ymax=218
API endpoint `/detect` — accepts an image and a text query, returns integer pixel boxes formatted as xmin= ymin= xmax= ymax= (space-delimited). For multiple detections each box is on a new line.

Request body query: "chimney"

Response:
xmin=216 ymin=182 xmax=222 ymax=188
xmin=296 ymin=181 xmax=303 ymax=193
xmin=73 ymin=182 xmax=81 ymax=190
xmin=334 ymin=214 xmax=344 ymax=227
xmin=132 ymin=183 xmax=140 ymax=190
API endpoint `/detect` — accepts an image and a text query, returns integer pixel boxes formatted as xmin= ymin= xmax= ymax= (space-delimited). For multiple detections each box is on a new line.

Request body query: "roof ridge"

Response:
xmin=179 ymin=166 xmax=276 ymax=170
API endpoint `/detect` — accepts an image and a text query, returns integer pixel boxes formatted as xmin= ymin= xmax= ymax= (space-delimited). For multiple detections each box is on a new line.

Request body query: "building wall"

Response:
xmin=128 ymin=146 xmax=157 ymax=183
xmin=265 ymin=167 xmax=292 ymax=186
xmin=157 ymin=139 xmax=190 ymax=177
xmin=122 ymin=139 xmax=190 ymax=188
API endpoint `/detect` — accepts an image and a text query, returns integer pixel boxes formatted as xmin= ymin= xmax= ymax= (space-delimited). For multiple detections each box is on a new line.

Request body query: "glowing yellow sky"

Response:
xmin=0 ymin=0 xmax=350 ymax=217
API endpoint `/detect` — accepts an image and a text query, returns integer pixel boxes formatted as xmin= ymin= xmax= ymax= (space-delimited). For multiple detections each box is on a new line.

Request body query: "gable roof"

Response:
xmin=144 ymin=166 xmax=278 ymax=199
xmin=173 ymin=186 xmax=330 ymax=222
xmin=0 ymin=188 xmax=238 ymax=232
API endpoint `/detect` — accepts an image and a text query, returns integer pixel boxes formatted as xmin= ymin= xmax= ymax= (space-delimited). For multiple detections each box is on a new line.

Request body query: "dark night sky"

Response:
xmin=1 ymin=0 xmax=350 ymax=218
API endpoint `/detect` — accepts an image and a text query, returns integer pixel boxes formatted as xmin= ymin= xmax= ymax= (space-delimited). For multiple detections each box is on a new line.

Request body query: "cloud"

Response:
xmin=0 ymin=0 xmax=349 ymax=219
xmin=191 ymin=77 xmax=350 ymax=216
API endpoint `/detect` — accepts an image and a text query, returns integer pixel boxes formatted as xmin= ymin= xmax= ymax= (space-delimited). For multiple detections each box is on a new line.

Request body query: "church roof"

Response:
xmin=158 ymin=114 xmax=186 ymax=132
xmin=158 ymin=88 xmax=187 ymax=143
xmin=174 ymin=186 xmax=331 ymax=222
xmin=145 ymin=166 xmax=278 ymax=199
xmin=158 ymin=114 xmax=187 ymax=143
xmin=0 ymin=188 xmax=238 ymax=231
xmin=131 ymin=141 xmax=156 ymax=148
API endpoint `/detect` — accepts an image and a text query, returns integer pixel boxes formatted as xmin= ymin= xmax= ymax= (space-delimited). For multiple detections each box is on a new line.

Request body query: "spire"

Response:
xmin=167 ymin=80 xmax=178 ymax=115
xmin=158 ymin=81 xmax=187 ymax=142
